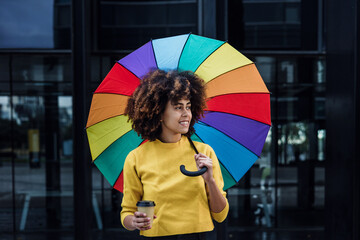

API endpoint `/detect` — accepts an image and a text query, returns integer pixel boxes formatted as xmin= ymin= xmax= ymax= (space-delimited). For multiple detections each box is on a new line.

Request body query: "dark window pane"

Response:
xmin=0 ymin=96 xmax=13 ymax=232
xmin=245 ymin=24 xmax=301 ymax=49
xmin=0 ymin=56 xmax=10 ymax=82
xmin=12 ymin=56 xmax=71 ymax=82
xmin=229 ymin=0 xmax=321 ymax=50
xmin=243 ymin=1 xmax=302 ymax=49
xmin=98 ymin=1 xmax=198 ymax=50
xmin=0 ymin=1 xmax=71 ymax=49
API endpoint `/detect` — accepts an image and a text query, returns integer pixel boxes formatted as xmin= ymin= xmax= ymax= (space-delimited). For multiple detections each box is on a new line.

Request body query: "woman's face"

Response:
xmin=160 ymin=98 xmax=192 ymax=142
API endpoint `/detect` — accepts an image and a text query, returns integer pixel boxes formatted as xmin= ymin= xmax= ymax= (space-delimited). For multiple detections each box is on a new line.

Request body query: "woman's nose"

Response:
xmin=182 ymin=109 xmax=189 ymax=116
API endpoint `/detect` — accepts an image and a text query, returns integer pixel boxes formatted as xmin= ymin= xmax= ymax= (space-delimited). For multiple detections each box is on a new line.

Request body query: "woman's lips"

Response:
xmin=179 ymin=120 xmax=189 ymax=126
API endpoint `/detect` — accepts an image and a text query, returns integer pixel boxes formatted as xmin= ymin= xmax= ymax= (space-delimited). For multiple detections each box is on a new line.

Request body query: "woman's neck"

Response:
xmin=158 ymin=133 xmax=182 ymax=143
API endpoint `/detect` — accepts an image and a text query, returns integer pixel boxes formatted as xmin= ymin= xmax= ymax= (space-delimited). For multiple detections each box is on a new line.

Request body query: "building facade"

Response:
xmin=0 ymin=0 xmax=358 ymax=240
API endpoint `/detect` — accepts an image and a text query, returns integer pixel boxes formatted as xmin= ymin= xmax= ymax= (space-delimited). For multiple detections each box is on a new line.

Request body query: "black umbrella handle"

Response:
xmin=180 ymin=165 xmax=208 ymax=177
xmin=180 ymin=137 xmax=208 ymax=177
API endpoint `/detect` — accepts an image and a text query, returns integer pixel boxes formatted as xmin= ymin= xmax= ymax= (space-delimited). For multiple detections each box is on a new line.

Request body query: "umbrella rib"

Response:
xmin=192 ymin=41 xmax=227 ymax=74
xmin=205 ymin=62 xmax=255 ymax=84
xmin=86 ymin=114 xmax=127 ymax=129
xmin=116 ymin=62 xmax=142 ymax=81
xmin=207 ymin=92 xmax=271 ymax=98
xmin=106 ymin=136 xmax=145 ymax=187
xmin=194 ymin=132 xmax=238 ymax=184
xmin=92 ymin=92 xmax=132 ymax=97
xmin=150 ymin=39 xmax=159 ymax=69
xmin=112 ymin=170 xmax=122 ymax=189
xmin=206 ymin=92 xmax=271 ymax=100
xmin=203 ymin=108 xmax=272 ymax=127
xmin=197 ymin=120 xmax=263 ymax=158
xmin=92 ymin=129 xmax=134 ymax=162
xmin=219 ymin=161 xmax=237 ymax=185
xmin=176 ymin=33 xmax=192 ymax=70
xmin=203 ymin=110 xmax=272 ymax=127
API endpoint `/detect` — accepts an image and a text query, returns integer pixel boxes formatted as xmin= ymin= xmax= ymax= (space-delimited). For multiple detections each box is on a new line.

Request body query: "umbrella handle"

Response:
xmin=180 ymin=165 xmax=208 ymax=177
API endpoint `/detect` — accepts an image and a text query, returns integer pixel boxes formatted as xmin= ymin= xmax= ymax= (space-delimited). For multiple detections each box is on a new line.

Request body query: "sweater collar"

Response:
xmin=154 ymin=135 xmax=187 ymax=149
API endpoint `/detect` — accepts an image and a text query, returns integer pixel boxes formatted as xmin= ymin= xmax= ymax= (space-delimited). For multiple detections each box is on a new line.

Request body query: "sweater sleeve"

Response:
xmin=120 ymin=151 xmax=143 ymax=229
xmin=208 ymin=147 xmax=229 ymax=223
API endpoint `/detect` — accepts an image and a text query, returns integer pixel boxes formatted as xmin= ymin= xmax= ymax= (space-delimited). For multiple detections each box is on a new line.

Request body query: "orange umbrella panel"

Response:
xmin=86 ymin=93 xmax=129 ymax=128
xmin=205 ymin=64 xmax=269 ymax=98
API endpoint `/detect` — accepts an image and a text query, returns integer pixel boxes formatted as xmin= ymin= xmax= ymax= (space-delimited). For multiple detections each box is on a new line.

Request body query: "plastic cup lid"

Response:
xmin=136 ymin=201 xmax=155 ymax=207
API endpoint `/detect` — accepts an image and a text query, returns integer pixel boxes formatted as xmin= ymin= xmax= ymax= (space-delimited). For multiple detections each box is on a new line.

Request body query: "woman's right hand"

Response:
xmin=131 ymin=212 xmax=154 ymax=231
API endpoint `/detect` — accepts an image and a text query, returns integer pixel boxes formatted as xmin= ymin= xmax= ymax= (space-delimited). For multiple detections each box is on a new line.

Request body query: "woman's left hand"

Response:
xmin=195 ymin=153 xmax=214 ymax=183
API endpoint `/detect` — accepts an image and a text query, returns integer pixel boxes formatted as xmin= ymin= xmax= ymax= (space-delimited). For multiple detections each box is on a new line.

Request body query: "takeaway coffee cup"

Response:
xmin=137 ymin=201 xmax=156 ymax=227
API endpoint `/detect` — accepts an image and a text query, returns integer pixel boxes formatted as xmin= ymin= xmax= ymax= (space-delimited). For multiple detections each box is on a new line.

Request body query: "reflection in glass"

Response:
xmin=255 ymin=57 xmax=276 ymax=84
xmin=227 ymin=127 xmax=274 ymax=228
xmin=279 ymin=60 xmax=297 ymax=83
xmin=277 ymin=121 xmax=325 ymax=227
xmin=278 ymin=122 xmax=309 ymax=165
xmin=0 ymin=1 xmax=71 ymax=49
xmin=10 ymin=95 xmax=75 ymax=231
xmin=0 ymin=96 xmax=13 ymax=231
xmin=317 ymin=129 xmax=325 ymax=161
xmin=12 ymin=56 xmax=71 ymax=82
xmin=253 ymin=129 xmax=274 ymax=227
xmin=316 ymin=59 xmax=325 ymax=84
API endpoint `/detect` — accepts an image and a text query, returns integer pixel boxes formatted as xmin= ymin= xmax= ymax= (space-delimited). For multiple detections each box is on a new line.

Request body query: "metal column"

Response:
xmin=71 ymin=0 xmax=92 ymax=239
xmin=325 ymin=0 xmax=360 ymax=239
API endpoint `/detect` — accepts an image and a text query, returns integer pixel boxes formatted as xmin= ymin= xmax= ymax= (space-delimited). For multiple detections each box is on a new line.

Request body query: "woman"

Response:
xmin=121 ymin=69 xmax=229 ymax=239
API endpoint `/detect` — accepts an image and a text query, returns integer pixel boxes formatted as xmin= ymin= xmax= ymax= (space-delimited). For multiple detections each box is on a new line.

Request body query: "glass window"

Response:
xmin=226 ymin=56 xmax=325 ymax=234
xmin=0 ymin=95 xmax=13 ymax=232
xmin=277 ymin=122 xmax=324 ymax=227
xmin=98 ymin=0 xmax=198 ymax=50
xmin=254 ymin=57 xmax=276 ymax=84
xmin=0 ymin=56 xmax=10 ymax=82
xmin=243 ymin=0 xmax=301 ymax=49
xmin=227 ymin=131 xmax=275 ymax=228
xmin=12 ymin=56 xmax=71 ymax=83
xmin=0 ymin=56 xmax=10 ymax=94
xmin=228 ymin=0 xmax=321 ymax=50
xmin=0 ymin=55 xmax=74 ymax=232
xmin=0 ymin=1 xmax=71 ymax=49
xmin=11 ymin=93 xmax=75 ymax=231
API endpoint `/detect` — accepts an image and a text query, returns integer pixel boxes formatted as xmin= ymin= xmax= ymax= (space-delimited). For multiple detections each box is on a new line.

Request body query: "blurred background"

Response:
xmin=0 ymin=0 xmax=358 ymax=240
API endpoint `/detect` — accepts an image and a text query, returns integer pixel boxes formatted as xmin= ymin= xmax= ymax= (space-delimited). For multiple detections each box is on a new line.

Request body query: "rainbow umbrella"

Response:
xmin=86 ymin=34 xmax=271 ymax=191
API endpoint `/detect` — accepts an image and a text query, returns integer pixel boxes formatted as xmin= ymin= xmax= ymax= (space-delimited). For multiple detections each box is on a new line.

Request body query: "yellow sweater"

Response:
xmin=120 ymin=135 xmax=229 ymax=237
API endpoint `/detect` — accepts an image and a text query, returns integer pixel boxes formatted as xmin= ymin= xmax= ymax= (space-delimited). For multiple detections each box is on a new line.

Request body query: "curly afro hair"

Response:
xmin=125 ymin=69 xmax=207 ymax=141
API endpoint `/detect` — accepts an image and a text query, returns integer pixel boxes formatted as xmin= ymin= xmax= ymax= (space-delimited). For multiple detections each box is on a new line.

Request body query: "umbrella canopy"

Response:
xmin=86 ymin=33 xmax=271 ymax=191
